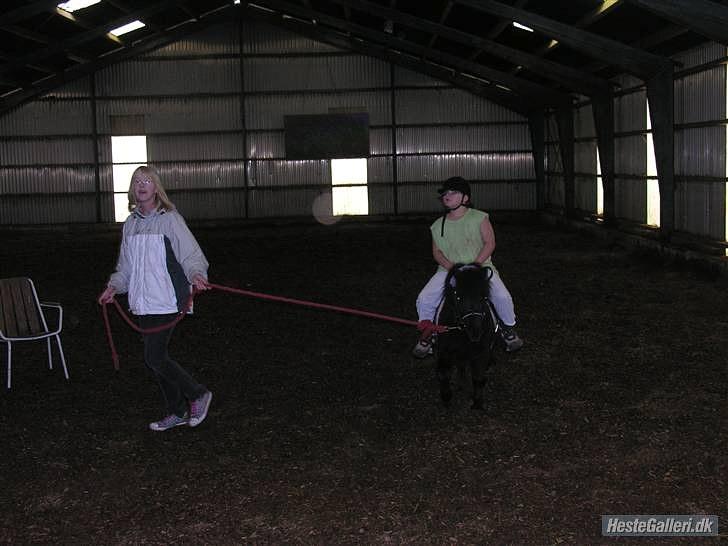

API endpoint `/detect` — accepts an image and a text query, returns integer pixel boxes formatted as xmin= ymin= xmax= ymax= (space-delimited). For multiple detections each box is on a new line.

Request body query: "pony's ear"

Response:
xmin=446 ymin=263 xmax=465 ymax=288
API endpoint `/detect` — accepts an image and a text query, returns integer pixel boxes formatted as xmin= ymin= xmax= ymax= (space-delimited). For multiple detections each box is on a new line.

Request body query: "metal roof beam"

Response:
xmin=245 ymin=4 xmax=530 ymax=115
xmin=0 ymin=0 xmax=181 ymax=80
xmin=469 ymin=0 xmax=527 ymax=59
xmin=454 ymin=0 xmax=671 ymax=79
xmin=309 ymin=0 xmax=607 ymax=95
xmin=624 ymin=0 xmax=728 ymax=46
xmin=253 ymin=0 xmax=571 ymax=107
xmin=0 ymin=4 xmax=237 ymax=115
xmin=5 ymin=1 xmax=60 ymax=26
xmin=530 ymin=0 xmax=622 ymax=57
xmin=0 ymin=24 xmax=50 ymax=45
xmin=426 ymin=0 xmax=455 ymax=49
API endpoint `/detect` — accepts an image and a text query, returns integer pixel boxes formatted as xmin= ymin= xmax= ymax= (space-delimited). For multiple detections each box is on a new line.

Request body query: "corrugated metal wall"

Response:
xmin=673 ymin=43 xmax=727 ymax=238
xmin=0 ymin=18 xmax=534 ymax=225
xmin=546 ymin=42 xmax=727 ymax=242
xmin=1 ymin=19 xmax=724 ymax=240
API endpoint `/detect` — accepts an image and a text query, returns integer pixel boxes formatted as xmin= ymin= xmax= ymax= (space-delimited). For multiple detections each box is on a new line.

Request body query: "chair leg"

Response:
xmin=46 ymin=338 xmax=53 ymax=370
xmin=6 ymin=342 xmax=11 ymax=390
xmin=55 ymin=335 xmax=69 ymax=381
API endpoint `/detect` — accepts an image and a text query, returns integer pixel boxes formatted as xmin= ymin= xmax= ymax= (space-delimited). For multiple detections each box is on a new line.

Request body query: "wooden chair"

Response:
xmin=0 ymin=277 xmax=69 ymax=389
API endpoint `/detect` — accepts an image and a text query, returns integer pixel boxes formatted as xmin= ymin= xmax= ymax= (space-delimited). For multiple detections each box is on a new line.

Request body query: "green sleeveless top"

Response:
xmin=430 ymin=208 xmax=493 ymax=271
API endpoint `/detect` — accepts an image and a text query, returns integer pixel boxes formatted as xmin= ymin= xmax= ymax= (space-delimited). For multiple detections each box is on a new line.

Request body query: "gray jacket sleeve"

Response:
xmin=108 ymin=220 xmax=131 ymax=294
xmin=166 ymin=211 xmax=209 ymax=282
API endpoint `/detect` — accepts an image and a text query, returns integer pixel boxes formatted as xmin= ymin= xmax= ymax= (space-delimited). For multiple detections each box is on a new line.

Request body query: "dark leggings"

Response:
xmin=139 ymin=314 xmax=206 ymax=417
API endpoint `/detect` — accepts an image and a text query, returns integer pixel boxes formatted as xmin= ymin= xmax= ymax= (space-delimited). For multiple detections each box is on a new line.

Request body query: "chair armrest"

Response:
xmin=40 ymin=302 xmax=64 ymax=334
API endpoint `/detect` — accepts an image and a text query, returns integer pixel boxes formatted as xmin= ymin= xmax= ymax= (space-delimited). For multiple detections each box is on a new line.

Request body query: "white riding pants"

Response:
xmin=416 ymin=267 xmax=517 ymax=326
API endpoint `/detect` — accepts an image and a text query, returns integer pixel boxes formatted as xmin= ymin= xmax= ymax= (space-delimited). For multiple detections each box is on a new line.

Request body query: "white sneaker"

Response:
xmin=412 ymin=339 xmax=434 ymax=358
xmin=149 ymin=413 xmax=189 ymax=432
xmin=501 ymin=326 xmax=523 ymax=352
xmin=189 ymin=391 xmax=212 ymax=427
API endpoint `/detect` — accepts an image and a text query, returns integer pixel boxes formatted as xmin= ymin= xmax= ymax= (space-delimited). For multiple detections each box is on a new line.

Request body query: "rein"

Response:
xmin=101 ymin=282 xmax=445 ymax=369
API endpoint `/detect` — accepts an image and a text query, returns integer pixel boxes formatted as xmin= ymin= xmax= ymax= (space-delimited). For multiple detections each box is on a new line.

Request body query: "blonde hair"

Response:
xmin=127 ymin=165 xmax=175 ymax=212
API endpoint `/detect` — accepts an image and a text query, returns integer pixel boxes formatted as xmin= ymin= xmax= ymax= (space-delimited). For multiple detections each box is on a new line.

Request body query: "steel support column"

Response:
xmin=592 ymin=92 xmax=615 ymax=223
xmin=528 ymin=111 xmax=545 ymax=210
xmin=556 ymin=106 xmax=575 ymax=216
xmin=646 ymin=66 xmax=675 ymax=239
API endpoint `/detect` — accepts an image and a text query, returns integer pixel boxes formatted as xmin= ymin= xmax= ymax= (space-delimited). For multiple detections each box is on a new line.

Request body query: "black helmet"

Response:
xmin=437 ymin=176 xmax=471 ymax=198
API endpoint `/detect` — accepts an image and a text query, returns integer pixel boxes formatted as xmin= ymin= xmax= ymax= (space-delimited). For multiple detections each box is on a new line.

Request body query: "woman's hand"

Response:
xmin=192 ymin=274 xmax=210 ymax=291
xmin=98 ymin=285 xmax=116 ymax=305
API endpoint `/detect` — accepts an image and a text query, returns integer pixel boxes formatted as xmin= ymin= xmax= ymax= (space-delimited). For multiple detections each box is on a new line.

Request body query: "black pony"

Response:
xmin=435 ymin=263 xmax=498 ymax=410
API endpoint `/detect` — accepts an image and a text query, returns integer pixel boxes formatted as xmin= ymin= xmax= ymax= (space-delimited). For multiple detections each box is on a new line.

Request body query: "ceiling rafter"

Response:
xmin=454 ymin=0 xmax=672 ymax=79
xmin=5 ymin=1 xmax=61 ymax=27
xmin=425 ymin=0 xmax=455 ymax=50
xmin=54 ymin=5 xmax=124 ymax=46
xmin=245 ymin=3 xmax=531 ymax=115
xmin=254 ymin=0 xmax=572 ymax=107
xmin=529 ymin=0 xmax=623 ymax=58
xmin=0 ymin=3 xmax=238 ymax=115
xmin=316 ymin=0 xmax=609 ymax=96
xmin=0 ymin=0 xmax=718 ymax=116
xmin=0 ymin=23 xmax=91 ymax=65
xmin=623 ymin=0 xmax=728 ymax=45
xmin=105 ymin=0 xmax=167 ymax=35
xmin=0 ymin=24 xmax=51 ymax=45
xmin=0 ymin=0 xmax=181 ymax=81
xmin=469 ymin=0 xmax=528 ymax=60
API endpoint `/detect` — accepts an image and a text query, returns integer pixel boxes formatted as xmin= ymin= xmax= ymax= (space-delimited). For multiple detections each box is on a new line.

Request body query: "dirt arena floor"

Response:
xmin=0 ymin=214 xmax=725 ymax=544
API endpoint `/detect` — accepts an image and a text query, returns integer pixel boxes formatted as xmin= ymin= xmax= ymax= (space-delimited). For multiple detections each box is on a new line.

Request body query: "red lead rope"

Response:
xmin=101 ymin=282 xmax=447 ymax=369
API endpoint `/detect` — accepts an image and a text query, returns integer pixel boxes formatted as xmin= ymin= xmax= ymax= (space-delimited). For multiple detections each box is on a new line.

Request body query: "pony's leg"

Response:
xmin=470 ymin=357 xmax=486 ymax=410
xmin=436 ymin=357 xmax=453 ymax=407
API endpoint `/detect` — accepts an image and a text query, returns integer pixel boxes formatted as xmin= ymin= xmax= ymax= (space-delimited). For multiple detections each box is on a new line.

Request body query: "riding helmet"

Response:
xmin=437 ymin=176 xmax=471 ymax=198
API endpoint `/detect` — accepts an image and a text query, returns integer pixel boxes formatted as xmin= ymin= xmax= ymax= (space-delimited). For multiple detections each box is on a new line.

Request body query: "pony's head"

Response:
xmin=444 ymin=263 xmax=494 ymax=343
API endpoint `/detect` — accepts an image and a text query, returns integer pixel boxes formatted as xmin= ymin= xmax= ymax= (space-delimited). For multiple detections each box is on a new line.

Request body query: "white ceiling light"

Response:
xmin=512 ymin=21 xmax=534 ymax=32
xmin=109 ymin=20 xmax=146 ymax=37
xmin=57 ymin=0 xmax=102 ymax=12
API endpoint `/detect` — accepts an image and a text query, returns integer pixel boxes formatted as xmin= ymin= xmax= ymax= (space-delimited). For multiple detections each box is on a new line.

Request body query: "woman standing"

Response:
xmin=98 ymin=166 xmax=212 ymax=431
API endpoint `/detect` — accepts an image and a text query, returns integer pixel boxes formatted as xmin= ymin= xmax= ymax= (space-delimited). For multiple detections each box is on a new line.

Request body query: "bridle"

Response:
xmin=444 ymin=264 xmax=499 ymax=337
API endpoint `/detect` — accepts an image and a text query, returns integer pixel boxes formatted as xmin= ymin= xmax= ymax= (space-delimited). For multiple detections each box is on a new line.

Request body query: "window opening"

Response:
xmin=646 ymin=100 xmax=660 ymax=226
xmin=597 ymin=147 xmax=604 ymax=216
xmin=331 ymin=158 xmax=368 ymax=216
xmin=111 ymin=135 xmax=147 ymax=222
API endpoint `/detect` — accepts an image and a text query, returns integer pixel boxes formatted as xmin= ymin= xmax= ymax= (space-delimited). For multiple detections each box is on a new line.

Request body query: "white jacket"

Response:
xmin=108 ymin=208 xmax=209 ymax=315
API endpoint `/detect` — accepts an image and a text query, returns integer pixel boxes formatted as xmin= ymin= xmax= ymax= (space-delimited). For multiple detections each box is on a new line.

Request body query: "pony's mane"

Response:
xmin=445 ymin=263 xmax=485 ymax=290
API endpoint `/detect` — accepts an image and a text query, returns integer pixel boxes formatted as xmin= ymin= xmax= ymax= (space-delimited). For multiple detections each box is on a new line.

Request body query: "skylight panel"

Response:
xmin=57 ymin=0 xmax=102 ymax=13
xmin=512 ymin=21 xmax=534 ymax=32
xmin=109 ymin=20 xmax=146 ymax=37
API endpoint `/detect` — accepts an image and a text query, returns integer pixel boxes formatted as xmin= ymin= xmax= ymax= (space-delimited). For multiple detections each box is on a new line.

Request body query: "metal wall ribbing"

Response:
xmin=554 ymin=42 xmax=727 ymax=242
xmin=673 ymin=43 xmax=727 ymax=238
xmin=0 ymin=18 xmax=534 ymax=225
